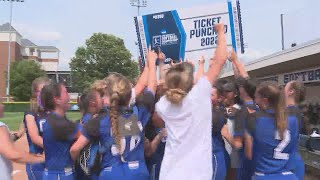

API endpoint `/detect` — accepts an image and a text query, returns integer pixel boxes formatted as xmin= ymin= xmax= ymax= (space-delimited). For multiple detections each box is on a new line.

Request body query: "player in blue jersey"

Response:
xmin=75 ymin=88 xmax=104 ymax=180
xmin=211 ymin=84 xmax=229 ymax=180
xmin=284 ymin=80 xmax=306 ymax=180
xmin=233 ymin=77 xmax=259 ymax=180
xmin=144 ymin=84 xmax=168 ymax=180
xmin=220 ymin=80 xmax=243 ymax=180
xmin=144 ymin=124 xmax=167 ymax=180
xmin=70 ymin=49 xmax=157 ymax=180
xmin=228 ymin=49 xmax=259 ymax=180
xmin=81 ymin=84 xmax=105 ymax=124
xmin=245 ymin=81 xmax=298 ymax=180
xmin=41 ymin=83 xmax=81 ymax=180
xmin=24 ymin=77 xmax=50 ymax=180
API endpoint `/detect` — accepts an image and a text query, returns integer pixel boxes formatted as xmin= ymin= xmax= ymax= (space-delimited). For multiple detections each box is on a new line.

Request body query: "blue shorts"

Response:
xmin=236 ymin=153 xmax=254 ymax=180
xmin=42 ymin=168 xmax=75 ymax=180
xmin=99 ymin=162 xmax=149 ymax=180
xmin=252 ymin=172 xmax=297 ymax=180
xmin=212 ymin=151 xmax=227 ymax=180
xmin=26 ymin=163 xmax=44 ymax=180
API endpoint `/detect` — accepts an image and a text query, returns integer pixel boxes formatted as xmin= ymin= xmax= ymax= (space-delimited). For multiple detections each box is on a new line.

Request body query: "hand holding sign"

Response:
xmin=158 ymin=47 xmax=166 ymax=62
xmin=147 ymin=46 xmax=158 ymax=67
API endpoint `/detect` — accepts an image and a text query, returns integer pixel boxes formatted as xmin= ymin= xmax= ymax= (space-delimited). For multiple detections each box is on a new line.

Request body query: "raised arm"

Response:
xmin=205 ymin=23 xmax=228 ymax=85
xmin=134 ymin=59 xmax=149 ymax=97
xmin=229 ymin=49 xmax=249 ymax=78
xmin=229 ymin=52 xmax=240 ymax=77
xmin=147 ymin=47 xmax=158 ymax=94
xmin=194 ymin=56 xmax=205 ymax=84
xmin=158 ymin=48 xmax=170 ymax=85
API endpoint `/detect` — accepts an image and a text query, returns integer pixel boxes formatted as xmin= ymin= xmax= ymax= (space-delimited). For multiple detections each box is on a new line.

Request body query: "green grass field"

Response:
xmin=1 ymin=112 xmax=81 ymax=131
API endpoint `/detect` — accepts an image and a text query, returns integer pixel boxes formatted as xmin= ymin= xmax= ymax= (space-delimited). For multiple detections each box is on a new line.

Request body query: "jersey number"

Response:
xmin=274 ymin=130 xmax=290 ymax=160
xmin=39 ymin=119 xmax=46 ymax=133
xmin=111 ymin=135 xmax=141 ymax=156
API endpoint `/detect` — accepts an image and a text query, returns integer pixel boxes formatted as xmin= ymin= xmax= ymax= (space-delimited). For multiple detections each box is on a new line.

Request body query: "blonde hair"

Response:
xmin=104 ymin=73 xmax=132 ymax=157
xmin=257 ymin=81 xmax=288 ymax=139
xmin=30 ymin=77 xmax=50 ymax=113
xmin=165 ymin=62 xmax=194 ymax=104
xmin=91 ymin=80 xmax=107 ymax=97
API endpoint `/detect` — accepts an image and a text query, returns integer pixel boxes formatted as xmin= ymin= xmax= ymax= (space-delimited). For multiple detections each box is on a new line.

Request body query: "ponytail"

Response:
xmin=276 ymin=90 xmax=288 ymax=139
xmin=165 ymin=88 xmax=187 ymax=104
xmin=110 ymin=92 xmax=122 ymax=157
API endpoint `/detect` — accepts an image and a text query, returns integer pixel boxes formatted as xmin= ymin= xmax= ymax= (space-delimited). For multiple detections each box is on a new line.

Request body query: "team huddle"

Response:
xmin=0 ymin=23 xmax=306 ymax=180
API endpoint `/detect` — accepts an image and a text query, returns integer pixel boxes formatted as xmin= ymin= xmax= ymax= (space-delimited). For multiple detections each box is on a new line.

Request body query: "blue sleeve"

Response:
xmin=137 ymin=106 xmax=151 ymax=127
xmin=234 ymin=108 xmax=247 ymax=137
xmin=245 ymin=112 xmax=257 ymax=137
xmin=136 ymin=89 xmax=155 ymax=127
xmin=82 ymin=113 xmax=107 ymax=141
xmin=81 ymin=124 xmax=91 ymax=140
xmin=82 ymin=113 xmax=92 ymax=124
xmin=136 ymin=89 xmax=155 ymax=112
xmin=69 ymin=122 xmax=81 ymax=140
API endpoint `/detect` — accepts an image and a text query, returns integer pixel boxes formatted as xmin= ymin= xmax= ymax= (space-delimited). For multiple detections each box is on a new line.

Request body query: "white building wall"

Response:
xmin=41 ymin=62 xmax=58 ymax=71
xmin=0 ymin=32 xmax=22 ymax=45
xmin=21 ymin=47 xmax=29 ymax=56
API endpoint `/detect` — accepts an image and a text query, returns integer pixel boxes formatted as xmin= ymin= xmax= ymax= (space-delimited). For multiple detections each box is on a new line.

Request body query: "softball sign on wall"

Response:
xmin=134 ymin=0 xmax=244 ymax=67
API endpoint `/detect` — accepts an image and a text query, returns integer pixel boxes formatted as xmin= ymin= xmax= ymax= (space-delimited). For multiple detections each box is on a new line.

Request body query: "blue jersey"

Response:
xmin=236 ymin=101 xmax=257 ymax=180
xmin=248 ymin=109 xmax=299 ymax=174
xmin=42 ymin=112 xmax=80 ymax=170
xmin=145 ymin=126 xmax=166 ymax=180
xmin=23 ymin=111 xmax=46 ymax=175
xmin=211 ymin=106 xmax=228 ymax=180
xmin=212 ymin=106 xmax=226 ymax=153
xmin=82 ymin=113 xmax=92 ymax=124
xmin=23 ymin=111 xmax=46 ymax=154
xmin=82 ymin=90 xmax=154 ymax=170
xmin=286 ymin=105 xmax=304 ymax=180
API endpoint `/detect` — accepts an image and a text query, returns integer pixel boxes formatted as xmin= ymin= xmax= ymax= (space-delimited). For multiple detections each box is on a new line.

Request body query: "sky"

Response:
xmin=0 ymin=0 xmax=319 ymax=70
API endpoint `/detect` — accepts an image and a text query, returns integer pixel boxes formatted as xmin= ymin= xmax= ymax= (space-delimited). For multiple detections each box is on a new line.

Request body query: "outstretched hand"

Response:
xmin=214 ymin=23 xmax=225 ymax=34
xmin=147 ymin=46 xmax=158 ymax=67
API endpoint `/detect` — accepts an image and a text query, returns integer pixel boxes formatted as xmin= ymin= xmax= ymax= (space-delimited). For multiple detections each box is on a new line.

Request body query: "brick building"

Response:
xmin=0 ymin=23 xmax=60 ymax=99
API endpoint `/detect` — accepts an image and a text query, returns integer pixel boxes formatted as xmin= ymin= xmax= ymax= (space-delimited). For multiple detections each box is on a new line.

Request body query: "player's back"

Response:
xmin=253 ymin=109 xmax=298 ymax=174
xmin=23 ymin=111 xmax=45 ymax=154
xmin=42 ymin=113 xmax=77 ymax=170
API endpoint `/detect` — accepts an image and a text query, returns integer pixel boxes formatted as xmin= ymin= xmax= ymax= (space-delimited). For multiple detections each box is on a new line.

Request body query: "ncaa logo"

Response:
xmin=153 ymin=35 xmax=161 ymax=47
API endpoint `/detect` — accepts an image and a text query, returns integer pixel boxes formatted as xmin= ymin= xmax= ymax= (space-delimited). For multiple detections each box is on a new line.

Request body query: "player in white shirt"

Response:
xmin=154 ymin=23 xmax=228 ymax=180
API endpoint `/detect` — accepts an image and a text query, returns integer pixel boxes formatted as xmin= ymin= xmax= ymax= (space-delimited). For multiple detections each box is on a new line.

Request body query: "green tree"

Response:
xmin=10 ymin=60 xmax=46 ymax=101
xmin=70 ymin=33 xmax=139 ymax=92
